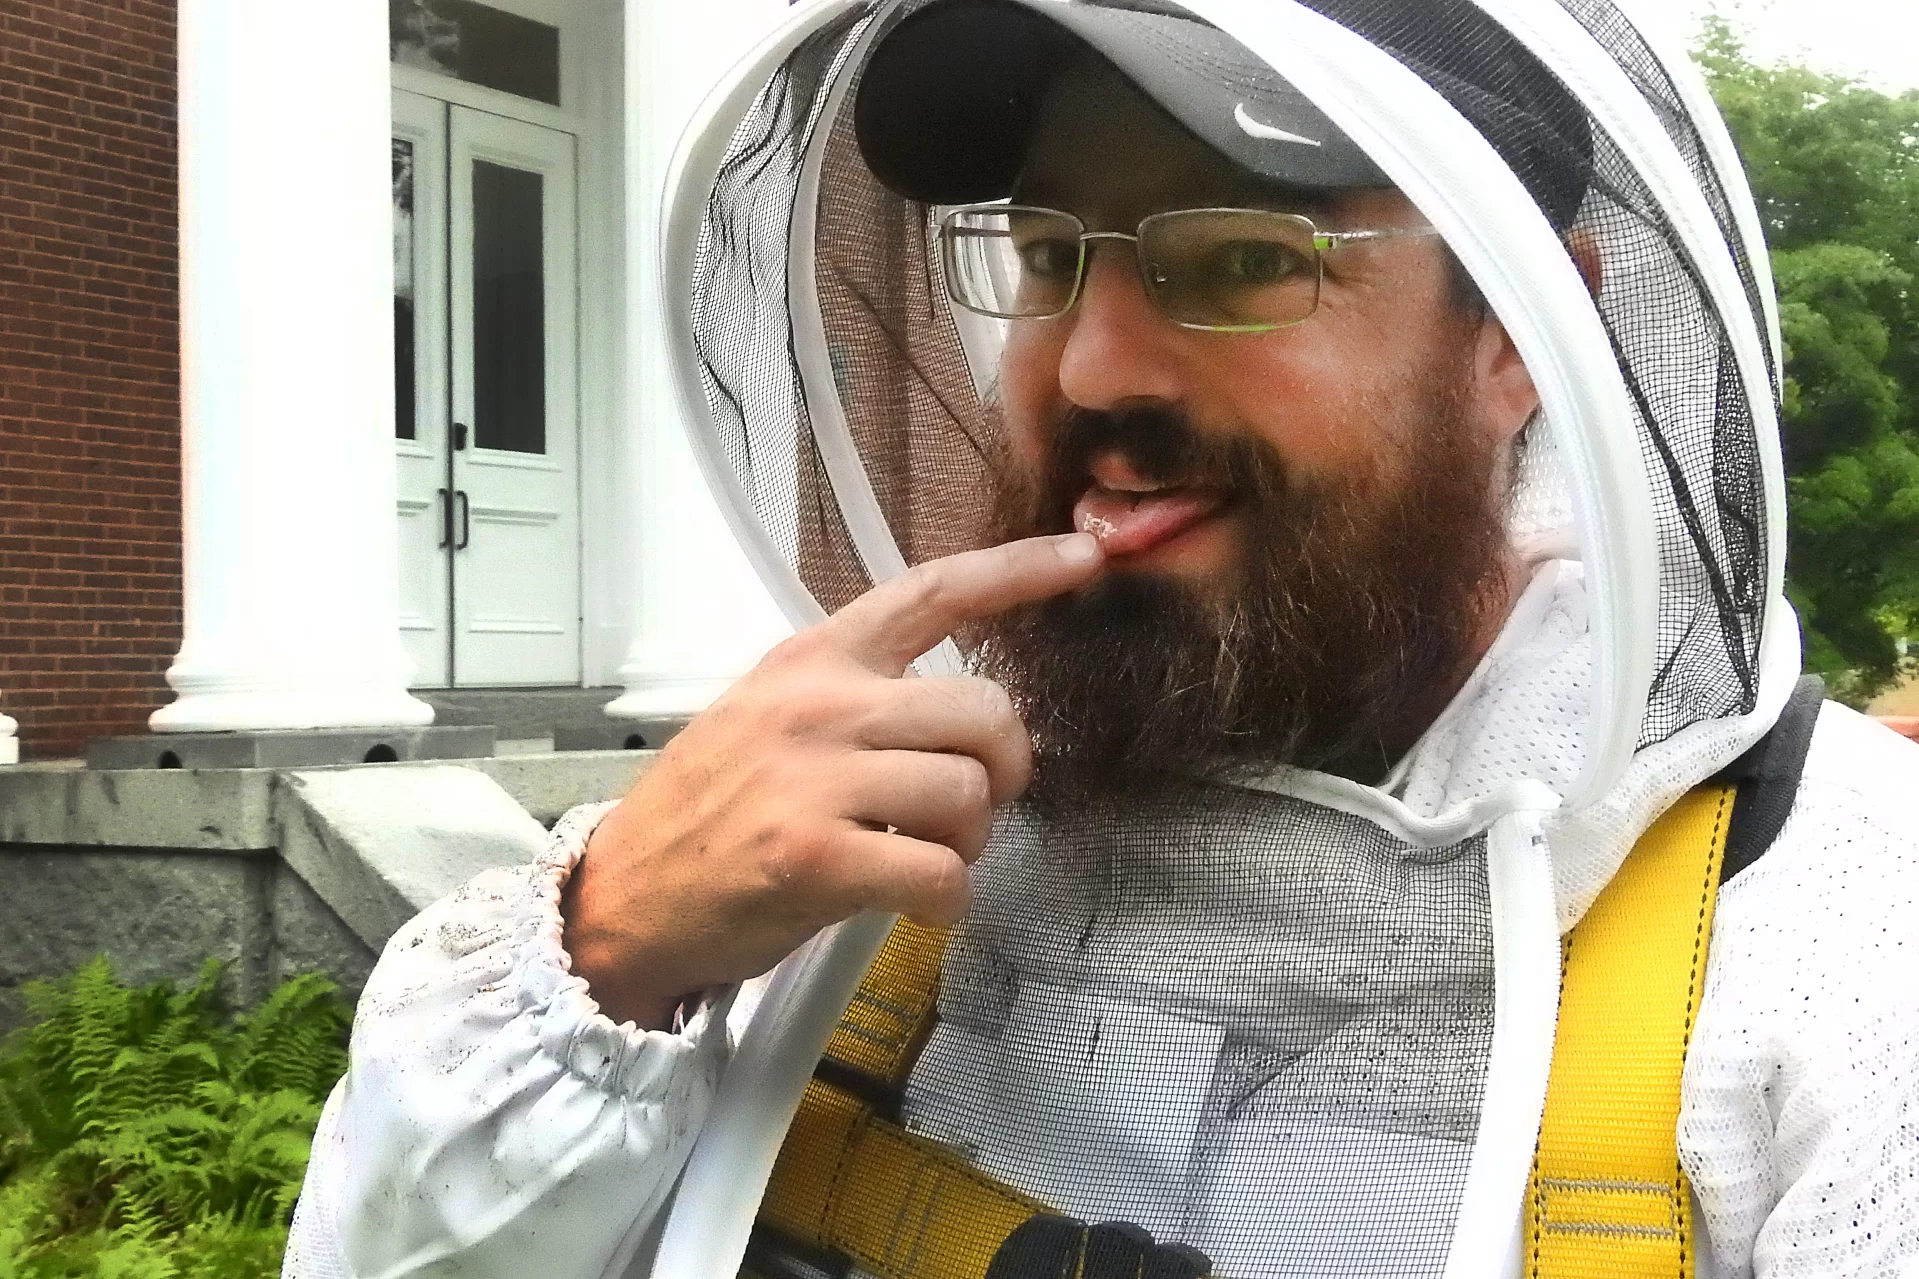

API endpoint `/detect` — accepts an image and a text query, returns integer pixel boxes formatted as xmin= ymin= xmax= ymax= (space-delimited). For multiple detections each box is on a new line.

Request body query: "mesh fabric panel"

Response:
xmin=691 ymin=7 xmax=883 ymax=614
xmin=1295 ymin=0 xmax=1766 ymax=744
xmin=1548 ymin=0 xmax=1780 ymax=398
xmin=904 ymin=785 xmax=1493 ymax=1275
xmin=692 ymin=1 xmax=997 ymax=614
xmin=816 ymin=106 xmax=1006 ymax=570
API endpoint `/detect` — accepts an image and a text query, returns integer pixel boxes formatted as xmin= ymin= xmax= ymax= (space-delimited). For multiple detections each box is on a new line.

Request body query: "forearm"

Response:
xmin=292 ymin=804 xmax=734 ymax=1279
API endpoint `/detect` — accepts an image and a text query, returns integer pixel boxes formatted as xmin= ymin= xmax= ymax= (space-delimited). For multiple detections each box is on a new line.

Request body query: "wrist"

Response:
xmin=559 ymin=888 xmax=683 ymax=1032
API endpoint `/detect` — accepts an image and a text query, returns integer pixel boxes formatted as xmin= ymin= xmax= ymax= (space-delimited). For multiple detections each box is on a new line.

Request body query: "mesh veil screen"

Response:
xmin=692 ymin=2 xmax=1002 ymax=617
xmin=1549 ymin=0 xmax=1779 ymax=398
xmin=692 ymin=6 xmax=883 ymax=616
xmin=689 ymin=0 xmax=1770 ymax=743
xmin=685 ymin=0 xmax=1777 ymax=1270
xmin=1293 ymin=0 xmax=1768 ymax=741
xmin=816 ymin=105 xmax=1006 ymax=572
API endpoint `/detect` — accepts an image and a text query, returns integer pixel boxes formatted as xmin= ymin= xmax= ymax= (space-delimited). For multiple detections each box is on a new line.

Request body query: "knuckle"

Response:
xmin=763 ymin=626 xmax=844 ymax=676
xmin=760 ymin=815 xmax=832 ymax=888
xmin=898 ymin=561 xmax=954 ymax=619
xmin=759 ymin=631 xmax=813 ymax=671
xmin=949 ymin=812 xmax=993 ymax=865
xmin=949 ymin=755 xmax=993 ymax=813
xmin=757 ymin=671 xmax=858 ymax=739
xmin=798 ymin=676 xmax=866 ymax=736
xmin=917 ymin=853 xmax=971 ymax=924
xmin=969 ymin=679 xmax=1033 ymax=800
xmin=1004 ymin=738 xmax=1035 ymax=795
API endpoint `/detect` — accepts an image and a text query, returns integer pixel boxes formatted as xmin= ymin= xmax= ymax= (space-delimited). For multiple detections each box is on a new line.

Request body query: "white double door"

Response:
xmin=392 ymin=89 xmax=581 ymax=687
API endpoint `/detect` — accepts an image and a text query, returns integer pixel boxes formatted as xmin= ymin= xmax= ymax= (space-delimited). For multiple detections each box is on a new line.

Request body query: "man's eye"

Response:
xmin=1209 ymin=239 xmax=1307 ymax=286
xmin=1018 ymin=238 xmax=1080 ymax=279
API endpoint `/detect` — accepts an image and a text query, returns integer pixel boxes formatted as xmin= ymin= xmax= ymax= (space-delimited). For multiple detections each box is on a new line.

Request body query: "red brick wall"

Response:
xmin=1 ymin=1 xmax=180 ymax=760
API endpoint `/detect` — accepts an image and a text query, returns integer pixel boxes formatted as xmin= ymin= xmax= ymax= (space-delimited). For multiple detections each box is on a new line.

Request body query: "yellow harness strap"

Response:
xmin=755 ymin=920 xmax=1050 ymax=1279
xmin=818 ymin=917 xmax=948 ymax=1089
xmin=1524 ymin=785 xmax=1733 ymax=1279
xmin=755 ymin=787 xmax=1733 ymax=1279
xmin=756 ymin=1077 xmax=1050 ymax=1277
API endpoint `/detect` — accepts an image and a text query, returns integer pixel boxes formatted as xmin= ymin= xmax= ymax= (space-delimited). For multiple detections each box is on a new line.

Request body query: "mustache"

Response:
xmin=1046 ymin=404 xmax=1247 ymax=487
xmin=1004 ymin=405 xmax=1288 ymax=539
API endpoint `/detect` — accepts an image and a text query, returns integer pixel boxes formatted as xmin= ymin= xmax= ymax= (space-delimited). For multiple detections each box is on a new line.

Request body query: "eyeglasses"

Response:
xmin=938 ymin=203 xmax=1442 ymax=333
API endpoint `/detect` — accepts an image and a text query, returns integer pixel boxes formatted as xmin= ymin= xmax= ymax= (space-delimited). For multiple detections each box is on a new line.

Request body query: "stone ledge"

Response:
xmin=0 ymin=751 xmax=656 ymax=849
xmin=467 ymin=750 xmax=650 ymax=824
xmin=0 ymin=765 xmax=277 ymax=851
xmin=0 ymin=751 xmax=660 ymax=1015
xmin=274 ymin=766 xmax=549 ymax=947
xmin=85 ymin=724 xmax=496 ymax=771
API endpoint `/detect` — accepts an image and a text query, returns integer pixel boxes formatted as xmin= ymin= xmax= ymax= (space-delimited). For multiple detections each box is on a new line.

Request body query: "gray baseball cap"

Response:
xmin=853 ymin=0 xmax=1394 ymax=205
xmin=854 ymin=0 xmax=1594 ymax=229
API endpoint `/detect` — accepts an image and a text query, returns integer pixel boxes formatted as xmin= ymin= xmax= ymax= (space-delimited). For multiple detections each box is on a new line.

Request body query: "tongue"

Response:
xmin=1074 ymin=485 xmax=1227 ymax=558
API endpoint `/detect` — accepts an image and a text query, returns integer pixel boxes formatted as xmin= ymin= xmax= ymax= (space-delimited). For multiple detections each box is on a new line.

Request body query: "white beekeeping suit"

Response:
xmin=286 ymin=2 xmax=1919 ymax=1277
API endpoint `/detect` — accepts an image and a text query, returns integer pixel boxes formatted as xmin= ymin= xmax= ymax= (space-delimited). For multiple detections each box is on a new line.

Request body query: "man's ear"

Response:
xmin=1565 ymin=228 xmax=1603 ymax=300
xmin=1467 ymin=232 xmax=1602 ymax=446
xmin=1470 ymin=312 xmax=1541 ymax=449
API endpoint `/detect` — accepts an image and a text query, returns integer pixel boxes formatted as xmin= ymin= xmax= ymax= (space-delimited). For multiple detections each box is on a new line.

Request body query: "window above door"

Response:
xmin=390 ymin=0 xmax=562 ymax=106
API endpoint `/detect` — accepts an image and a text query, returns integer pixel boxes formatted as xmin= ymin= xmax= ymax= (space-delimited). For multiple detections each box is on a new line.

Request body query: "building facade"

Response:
xmin=1 ymin=0 xmax=796 ymax=762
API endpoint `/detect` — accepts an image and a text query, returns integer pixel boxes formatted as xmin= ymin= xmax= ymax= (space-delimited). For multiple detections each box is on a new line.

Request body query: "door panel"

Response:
xmin=393 ymin=89 xmax=451 ymax=687
xmin=392 ymin=91 xmax=581 ymax=688
xmin=449 ymin=106 xmax=581 ymax=685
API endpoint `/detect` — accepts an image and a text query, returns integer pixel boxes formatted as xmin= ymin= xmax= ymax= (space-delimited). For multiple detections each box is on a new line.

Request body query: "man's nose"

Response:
xmin=1055 ymin=241 xmax=1186 ymax=410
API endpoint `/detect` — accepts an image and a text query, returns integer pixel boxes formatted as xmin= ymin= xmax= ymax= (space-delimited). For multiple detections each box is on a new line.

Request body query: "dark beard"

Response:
xmin=967 ymin=388 xmax=1512 ymax=807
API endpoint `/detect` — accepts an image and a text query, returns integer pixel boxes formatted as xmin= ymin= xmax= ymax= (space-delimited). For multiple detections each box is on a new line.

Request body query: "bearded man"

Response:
xmin=287 ymin=2 xmax=1919 ymax=1278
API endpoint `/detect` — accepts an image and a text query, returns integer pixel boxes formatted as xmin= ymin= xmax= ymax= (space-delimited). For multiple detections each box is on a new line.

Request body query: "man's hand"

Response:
xmin=562 ymin=533 xmax=1105 ymax=1029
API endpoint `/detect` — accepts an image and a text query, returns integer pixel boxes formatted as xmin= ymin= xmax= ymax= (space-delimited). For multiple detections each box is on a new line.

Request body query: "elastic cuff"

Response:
xmin=510 ymin=801 xmax=736 ymax=1099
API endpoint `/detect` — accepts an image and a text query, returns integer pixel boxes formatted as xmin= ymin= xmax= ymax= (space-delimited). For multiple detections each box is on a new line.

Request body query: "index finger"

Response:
xmin=822 ymin=533 xmax=1105 ymax=675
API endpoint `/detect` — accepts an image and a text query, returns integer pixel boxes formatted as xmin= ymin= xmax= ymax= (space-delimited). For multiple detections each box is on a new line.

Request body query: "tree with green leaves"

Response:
xmin=1696 ymin=18 xmax=1919 ymax=702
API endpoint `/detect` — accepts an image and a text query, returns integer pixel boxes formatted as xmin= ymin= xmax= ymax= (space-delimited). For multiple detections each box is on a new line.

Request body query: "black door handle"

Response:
xmin=455 ymin=490 xmax=471 ymax=550
xmin=436 ymin=488 xmax=451 ymax=549
xmin=453 ymin=421 xmax=469 ymax=451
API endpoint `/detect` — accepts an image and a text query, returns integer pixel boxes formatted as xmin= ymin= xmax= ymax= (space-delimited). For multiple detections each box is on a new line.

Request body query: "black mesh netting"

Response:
xmin=1549 ymin=0 xmax=1780 ymax=400
xmin=691 ymin=5 xmax=884 ymax=616
xmin=692 ymin=2 xmax=1002 ymax=617
xmin=1288 ymin=0 xmax=1768 ymax=740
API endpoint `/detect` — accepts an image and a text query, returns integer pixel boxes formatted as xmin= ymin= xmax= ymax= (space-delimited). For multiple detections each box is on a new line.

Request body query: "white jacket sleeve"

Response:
xmin=1682 ymin=705 xmax=1919 ymax=1279
xmin=284 ymin=801 xmax=736 ymax=1279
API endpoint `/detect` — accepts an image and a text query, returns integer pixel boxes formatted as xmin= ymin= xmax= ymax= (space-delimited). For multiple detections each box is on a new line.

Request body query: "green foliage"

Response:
xmin=0 ymin=960 xmax=351 ymax=1279
xmin=1696 ymin=18 xmax=1919 ymax=701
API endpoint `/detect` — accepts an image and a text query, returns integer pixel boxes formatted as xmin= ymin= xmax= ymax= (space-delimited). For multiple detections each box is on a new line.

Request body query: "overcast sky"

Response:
xmin=1618 ymin=0 xmax=1919 ymax=92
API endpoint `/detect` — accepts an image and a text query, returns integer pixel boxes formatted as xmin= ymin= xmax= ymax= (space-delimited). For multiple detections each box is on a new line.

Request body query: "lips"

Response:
xmin=1071 ymin=450 xmax=1230 ymax=558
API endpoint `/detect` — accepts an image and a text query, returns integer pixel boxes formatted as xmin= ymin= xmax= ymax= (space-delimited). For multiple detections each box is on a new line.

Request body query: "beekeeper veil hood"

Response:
xmin=648 ymin=0 xmax=1799 ymax=1273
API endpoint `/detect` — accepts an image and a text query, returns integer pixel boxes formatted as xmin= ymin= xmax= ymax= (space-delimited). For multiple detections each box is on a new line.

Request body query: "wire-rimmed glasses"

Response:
xmin=939 ymin=203 xmax=1442 ymax=333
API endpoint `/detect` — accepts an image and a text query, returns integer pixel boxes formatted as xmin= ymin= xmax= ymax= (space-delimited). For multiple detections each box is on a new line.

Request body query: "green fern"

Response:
xmin=0 ymin=960 xmax=350 ymax=1279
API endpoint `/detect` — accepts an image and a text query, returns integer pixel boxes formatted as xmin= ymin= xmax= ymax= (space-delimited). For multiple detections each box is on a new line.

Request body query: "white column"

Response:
xmin=0 ymin=712 xmax=17 ymax=765
xmin=605 ymin=0 xmax=793 ymax=722
xmin=155 ymin=0 xmax=431 ymax=732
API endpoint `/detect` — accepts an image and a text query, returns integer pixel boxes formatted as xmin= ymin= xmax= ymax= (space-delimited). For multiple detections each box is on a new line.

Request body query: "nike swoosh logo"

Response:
xmin=1234 ymin=102 xmax=1323 ymax=148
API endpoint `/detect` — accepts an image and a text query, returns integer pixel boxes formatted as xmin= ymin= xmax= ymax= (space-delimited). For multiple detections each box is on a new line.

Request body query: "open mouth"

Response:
xmin=1071 ymin=449 xmax=1232 ymax=559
